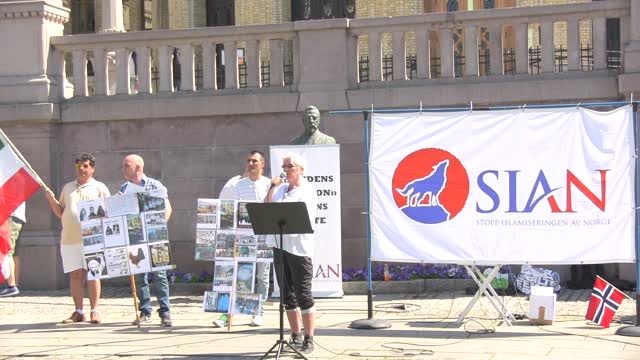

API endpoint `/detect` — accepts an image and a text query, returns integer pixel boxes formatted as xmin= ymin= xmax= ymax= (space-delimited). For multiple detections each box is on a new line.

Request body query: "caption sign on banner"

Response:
xmin=269 ymin=145 xmax=343 ymax=297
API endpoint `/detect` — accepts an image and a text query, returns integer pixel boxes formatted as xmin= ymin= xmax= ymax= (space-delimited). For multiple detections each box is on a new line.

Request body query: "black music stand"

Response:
xmin=246 ymin=202 xmax=314 ymax=360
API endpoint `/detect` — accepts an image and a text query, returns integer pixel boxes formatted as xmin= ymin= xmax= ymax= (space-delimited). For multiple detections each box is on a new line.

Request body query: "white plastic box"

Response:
xmin=529 ymin=286 xmax=556 ymax=325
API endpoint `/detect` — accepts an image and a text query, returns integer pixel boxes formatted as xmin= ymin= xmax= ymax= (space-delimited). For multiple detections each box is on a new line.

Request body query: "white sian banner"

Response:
xmin=269 ymin=145 xmax=343 ymax=297
xmin=370 ymin=106 xmax=635 ymax=265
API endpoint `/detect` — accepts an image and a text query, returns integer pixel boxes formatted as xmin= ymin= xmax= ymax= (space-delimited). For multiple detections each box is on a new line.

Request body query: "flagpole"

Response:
xmin=0 ymin=128 xmax=50 ymax=192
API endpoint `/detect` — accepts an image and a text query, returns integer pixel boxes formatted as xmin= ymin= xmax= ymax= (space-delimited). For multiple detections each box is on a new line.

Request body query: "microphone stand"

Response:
xmin=260 ymin=219 xmax=307 ymax=360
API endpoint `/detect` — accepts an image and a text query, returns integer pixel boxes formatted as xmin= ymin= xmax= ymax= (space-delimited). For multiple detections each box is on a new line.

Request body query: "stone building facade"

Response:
xmin=2 ymin=0 xmax=639 ymax=289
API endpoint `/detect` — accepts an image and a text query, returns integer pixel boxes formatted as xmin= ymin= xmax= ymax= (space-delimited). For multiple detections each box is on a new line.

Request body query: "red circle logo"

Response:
xmin=392 ymin=148 xmax=469 ymax=224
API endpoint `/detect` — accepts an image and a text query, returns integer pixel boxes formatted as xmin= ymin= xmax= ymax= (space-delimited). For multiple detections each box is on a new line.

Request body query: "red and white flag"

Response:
xmin=0 ymin=130 xmax=40 ymax=283
xmin=585 ymin=276 xmax=626 ymax=328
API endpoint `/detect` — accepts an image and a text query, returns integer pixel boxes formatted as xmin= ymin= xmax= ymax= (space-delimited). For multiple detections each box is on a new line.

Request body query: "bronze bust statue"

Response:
xmin=289 ymin=105 xmax=336 ymax=145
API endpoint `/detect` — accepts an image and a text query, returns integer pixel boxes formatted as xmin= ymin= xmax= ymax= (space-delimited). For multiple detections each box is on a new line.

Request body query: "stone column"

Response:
xmin=100 ymin=0 xmax=124 ymax=32
xmin=567 ymin=17 xmax=580 ymax=72
xmin=464 ymin=25 xmax=478 ymax=77
xmin=295 ymin=18 xmax=350 ymax=110
xmin=415 ymin=28 xmax=430 ymax=79
xmin=515 ymin=22 xmax=528 ymax=75
xmin=0 ymin=0 xmax=70 ymax=289
xmin=392 ymin=31 xmax=406 ymax=81
xmin=619 ymin=0 xmax=640 ymax=96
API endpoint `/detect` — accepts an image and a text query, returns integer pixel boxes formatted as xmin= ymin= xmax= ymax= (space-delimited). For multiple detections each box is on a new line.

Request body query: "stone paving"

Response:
xmin=1 ymin=286 xmax=639 ymax=359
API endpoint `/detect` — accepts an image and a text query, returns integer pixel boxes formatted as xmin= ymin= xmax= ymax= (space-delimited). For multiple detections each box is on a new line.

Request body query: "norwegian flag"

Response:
xmin=585 ymin=276 xmax=626 ymax=328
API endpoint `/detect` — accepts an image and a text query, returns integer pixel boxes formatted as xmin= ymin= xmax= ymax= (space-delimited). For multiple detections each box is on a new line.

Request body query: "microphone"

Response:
xmin=270 ymin=172 xmax=286 ymax=189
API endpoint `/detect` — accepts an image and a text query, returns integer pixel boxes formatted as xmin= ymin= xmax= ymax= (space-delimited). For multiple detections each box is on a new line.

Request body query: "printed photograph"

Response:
xmin=105 ymin=246 xmax=130 ymax=277
xmin=137 ymin=192 xmax=166 ymax=212
xmin=127 ymin=244 xmax=151 ymax=274
xmin=202 ymin=291 xmax=218 ymax=312
xmin=126 ymin=214 xmax=145 ymax=245
xmin=197 ymin=214 xmax=217 ymax=227
xmin=103 ymin=216 xmax=127 ymax=248
xmin=213 ymin=261 xmax=234 ymax=291
xmin=257 ymin=249 xmax=274 ymax=261
xmin=150 ymin=241 xmax=171 ymax=268
xmin=78 ymin=198 xmax=107 ymax=222
xmin=236 ymin=201 xmax=253 ymax=228
xmin=146 ymin=226 xmax=168 ymax=243
xmin=144 ymin=211 xmax=167 ymax=227
xmin=194 ymin=244 xmax=216 ymax=261
xmin=196 ymin=229 xmax=216 ymax=245
xmin=232 ymin=293 xmax=261 ymax=316
xmin=219 ymin=200 xmax=236 ymax=230
xmin=81 ymin=220 xmax=103 ymax=238
xmin=236 ymin=231 xmax=257 ymax=260
xmin=84 ymin=251 xmax=107 ymax=280
xmin=197 ymin=199 xmax=219 ymax=215
xmin=235 ymin=262 xmax=255 ymax=293
xmin=216 ymin=292 xmax=231 ymax=312
xmin=83 ymin=235 xmax=105 ymax=252
xmin=257 ymin=236 xmax=272 ymax=250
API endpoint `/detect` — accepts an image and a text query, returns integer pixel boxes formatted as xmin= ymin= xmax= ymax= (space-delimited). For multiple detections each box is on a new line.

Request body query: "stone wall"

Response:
xmin=29 ymin=110 xmax=366 ymax=280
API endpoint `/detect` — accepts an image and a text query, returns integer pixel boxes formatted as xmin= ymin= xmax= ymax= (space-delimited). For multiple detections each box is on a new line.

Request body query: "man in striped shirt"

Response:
xmin=213 ymin=150 xmax=272 ymax=328
xmin=120 ymin=154 xmax=173 ymax=327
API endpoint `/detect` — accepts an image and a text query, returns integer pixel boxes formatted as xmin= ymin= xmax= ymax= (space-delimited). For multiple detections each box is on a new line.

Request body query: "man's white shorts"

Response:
xmin=61 ymin=243 xmax=85 ymax=273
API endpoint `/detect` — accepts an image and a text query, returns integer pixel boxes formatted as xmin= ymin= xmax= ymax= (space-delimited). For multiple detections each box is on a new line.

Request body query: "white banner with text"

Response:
xmin=270 ymin=145 xmax=343 ymax=297
xmin=370 ymin=106 xmax=635 ymax=265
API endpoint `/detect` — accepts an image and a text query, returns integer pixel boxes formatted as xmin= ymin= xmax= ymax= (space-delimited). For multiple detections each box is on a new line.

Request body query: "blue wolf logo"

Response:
xmin=395 ymin=159 xmax=450 ymax=207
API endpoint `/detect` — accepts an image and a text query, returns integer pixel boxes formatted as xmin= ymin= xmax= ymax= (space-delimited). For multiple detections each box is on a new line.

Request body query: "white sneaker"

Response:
xmin=250 ymin=315 xmax=264 ymax=326
xmin=212 ymin=314 xmax=227 ymax=328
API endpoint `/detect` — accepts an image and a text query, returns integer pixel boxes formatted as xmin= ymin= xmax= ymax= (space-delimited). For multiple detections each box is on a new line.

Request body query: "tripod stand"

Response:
xmin=246 ymin=202 xmax=313 ymax=360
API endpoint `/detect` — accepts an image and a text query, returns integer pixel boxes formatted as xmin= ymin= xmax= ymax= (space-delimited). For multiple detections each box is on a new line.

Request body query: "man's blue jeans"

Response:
xmin=255 ymin=262 xmax=271 ymax=315
xmin=135 ymin=270 xmax=170 ymax=318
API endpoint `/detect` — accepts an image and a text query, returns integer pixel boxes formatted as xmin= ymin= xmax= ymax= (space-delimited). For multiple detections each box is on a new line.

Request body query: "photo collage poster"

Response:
xmin=195 ymin=199 xmax=268 ymax=314
xmin=79 ymin=190 xmax=173 ymax=280
xmin=194 ymin=199 xmax=272 ymax=263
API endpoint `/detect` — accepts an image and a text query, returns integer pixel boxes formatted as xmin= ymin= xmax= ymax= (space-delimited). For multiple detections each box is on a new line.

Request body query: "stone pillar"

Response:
xmin=540 ymin=21 xmax=554 ymax=74
xmin=295 ymin=18 xmax=350 ymax=110
xmin=392 ymin=31 xmax=406 ymax=81
xmin=567 ymin=17 xmax=580 ymax=72
xmin=489 ymin=23 xmax=503 ymax=76
xmin=100 ymin=0 xmax=124 ymax=32
xmin=464 ymin=25 xmax=478 ymax=77
xmin=0 ymin=0 xmax=70 ymax=289
xmin=0 ymin=0 xmax=69 ymax=104
xmin=619 ymin=1 xmax=640 ymax=96
xmin=368 ymin=32 xmax=382 ymax=82
xmin=439 ymin=27 xmax=454 ymax=78
xmin=415 ymin=28 xmax=430 ymax=79
xmin=515 ymin=22 xmax=528 ymax=75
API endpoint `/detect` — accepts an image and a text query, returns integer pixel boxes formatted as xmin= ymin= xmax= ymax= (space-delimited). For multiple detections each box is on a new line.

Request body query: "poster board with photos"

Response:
xmin=78 ymin=190 xmax=173 ymax=280
xmin=195 ymin=198 xmax=268 ymax=316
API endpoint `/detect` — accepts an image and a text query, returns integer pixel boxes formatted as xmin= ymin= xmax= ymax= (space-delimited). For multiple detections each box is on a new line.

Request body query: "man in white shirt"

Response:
xmin=213 ymin=150 xmax=272 ymax=327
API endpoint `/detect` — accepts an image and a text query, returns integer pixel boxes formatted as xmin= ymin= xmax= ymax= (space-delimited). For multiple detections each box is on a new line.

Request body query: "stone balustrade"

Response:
xmin=50 ymin=0 xmax=632 ymax=101
xmin=349 ymin=0 xmax=630 ymax=83
xmin=51 ymin=23 xmax=297 ymax=97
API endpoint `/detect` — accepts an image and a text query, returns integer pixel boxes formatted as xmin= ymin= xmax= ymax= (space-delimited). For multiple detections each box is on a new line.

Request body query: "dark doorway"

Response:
xmin=206 ymin=0 xmax=235 ymax=27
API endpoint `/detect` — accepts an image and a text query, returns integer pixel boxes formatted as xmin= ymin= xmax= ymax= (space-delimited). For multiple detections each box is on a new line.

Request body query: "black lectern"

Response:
xmin=246 ymin=202 xmax=314 ymax=360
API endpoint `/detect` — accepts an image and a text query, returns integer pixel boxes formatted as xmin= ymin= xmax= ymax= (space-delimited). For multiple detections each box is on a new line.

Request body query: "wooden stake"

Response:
xmin=130 ymin=275 xmax=141 ymax=327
